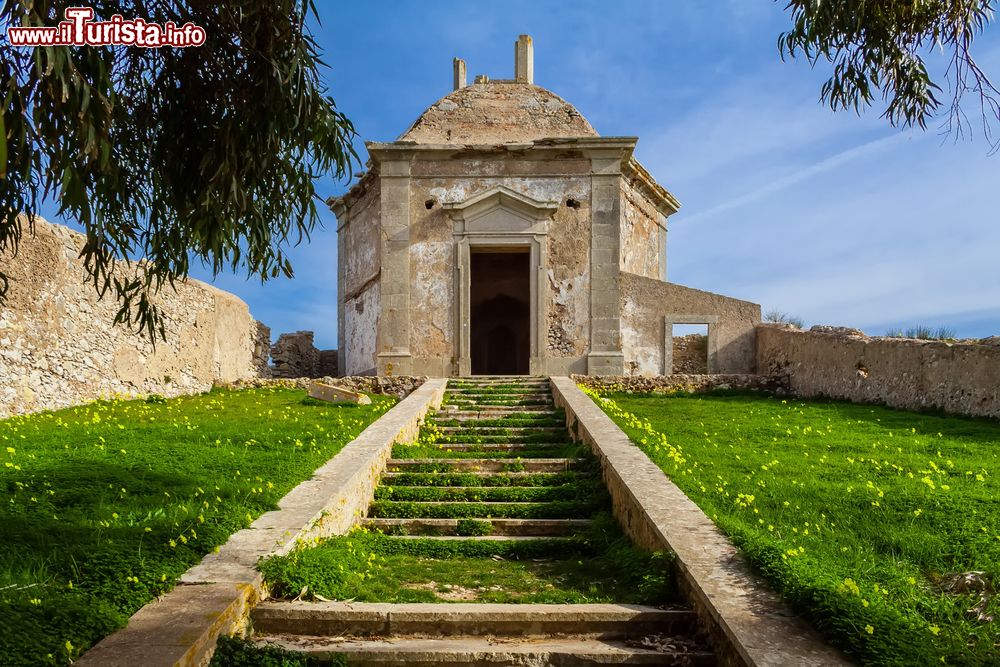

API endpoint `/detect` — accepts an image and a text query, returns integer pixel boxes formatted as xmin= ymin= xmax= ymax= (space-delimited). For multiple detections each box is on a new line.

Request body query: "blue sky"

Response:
xmin=39 ymin=1 xmax=1000 ymax=348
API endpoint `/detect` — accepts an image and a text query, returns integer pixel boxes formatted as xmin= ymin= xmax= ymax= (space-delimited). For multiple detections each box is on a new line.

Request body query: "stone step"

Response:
xmin=444 ymin=387 xmax=551 ymax=395
xmin=428 ymin=415 xmax=566 ymax=430
xmin=448 ymin=377 xmax=548 ymax=383
xmin=387 ymin=535 xmax=572 ymax=542
xmin=369 ymin=500 xmax=596 ymax=520
xmin=434 ymin=409 xmax=560 ymax=418
xmin=363 ymin=517 xmax=592 ymax=536
xmin=386 ymin=458 xmax=586 ymax=473
xmin=380 ymin=471 xmax=591 ymax=485
xmin=442 ymin=400 xmax=554 ymax=408
xmin=403 ymin=443 xmax=569 ymax=452
xmin=428 ymin=406 xmax=563 ymax=420
xmin=435 ymin=426 xmax=566 ymax=434
xmin=447 ymin=381 xmax=551 ymax=389
xmin=251 ymin=602 xmax=698 ymax=639
xmin=250 ymin=635 xmax=716 ymax=666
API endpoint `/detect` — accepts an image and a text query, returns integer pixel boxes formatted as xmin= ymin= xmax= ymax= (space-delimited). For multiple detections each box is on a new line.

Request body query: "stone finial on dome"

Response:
xmin=453 ymin=58 xmax=467 ymax=91
xmin=515 ymin=34 xmax=533 ymax=84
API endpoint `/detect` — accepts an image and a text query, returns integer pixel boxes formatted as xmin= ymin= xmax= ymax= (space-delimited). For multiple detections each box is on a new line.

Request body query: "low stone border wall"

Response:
xmin=217 ymin=375 xmax=427 ymax=399
xmin=571 ymin=373 xmax=787 ymax=394
xmin=76 ymin=378 xmax=448 ymax=667
xmin=757 ymin=324 xmax=1000 ymax=419
xmin=550 ymin=377 xmax=849 ymax=667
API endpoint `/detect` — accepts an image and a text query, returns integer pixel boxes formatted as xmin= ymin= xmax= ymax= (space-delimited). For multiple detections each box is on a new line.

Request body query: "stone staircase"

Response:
xmin=249 ymin=377 xmax=715 ymax=665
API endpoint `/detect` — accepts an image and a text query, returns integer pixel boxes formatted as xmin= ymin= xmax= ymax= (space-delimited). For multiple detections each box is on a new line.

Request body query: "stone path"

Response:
xmin=250 ymin=377 xmax=716 ymax=665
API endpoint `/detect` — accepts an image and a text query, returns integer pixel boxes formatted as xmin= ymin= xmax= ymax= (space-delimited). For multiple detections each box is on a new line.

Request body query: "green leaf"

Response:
xmin=0 ymin=111 xmax=6 ymax=179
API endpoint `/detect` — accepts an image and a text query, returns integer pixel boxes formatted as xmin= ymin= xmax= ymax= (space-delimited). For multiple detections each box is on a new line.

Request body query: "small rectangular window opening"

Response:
xmin=671 ymin=323 xmax=709 ymax=374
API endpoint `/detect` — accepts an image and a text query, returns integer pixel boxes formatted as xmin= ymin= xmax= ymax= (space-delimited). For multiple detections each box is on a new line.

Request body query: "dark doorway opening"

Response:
xmin=470 ymin=249 xmax=530 ymax=375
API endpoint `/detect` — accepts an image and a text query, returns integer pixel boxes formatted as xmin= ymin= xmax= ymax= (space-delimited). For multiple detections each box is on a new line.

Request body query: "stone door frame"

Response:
xmin=443 ymin=186 xmax=558 ymax=376
xmin=663 ymin=314 xmax=719 ymax=374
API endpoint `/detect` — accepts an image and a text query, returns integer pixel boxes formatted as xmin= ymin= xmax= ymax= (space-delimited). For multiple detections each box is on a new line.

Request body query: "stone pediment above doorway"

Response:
xmin=442 ymin=186 xmax=559 ymax=236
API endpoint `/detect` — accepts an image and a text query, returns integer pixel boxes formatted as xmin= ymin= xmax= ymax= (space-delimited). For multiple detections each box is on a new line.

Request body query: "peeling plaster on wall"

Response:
xmin=620 ymin=178 xmax=663 ymax=279
xmin=547 ymin=269 xmax=589 ymax=356
xmin=338 ymin=176 xmax=382 ymax=377
xmin=546 ymin=187 xmax=591 ymax=357
xmin=620 ymin=288 xmax=659 ymax=375
xmin=425 ymin=175 xmax=588 ymax=210
xmin=408 ymin=201 xmax=453 ymax=358
xmin=343 ymin=181 xmax=381 ymax=296
xmin=343 ymin=282 xmax=379 ymax=376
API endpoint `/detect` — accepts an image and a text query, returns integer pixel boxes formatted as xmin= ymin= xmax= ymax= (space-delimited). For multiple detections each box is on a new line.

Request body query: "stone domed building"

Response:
xmin=331 ymin=36 xmax=759 ymax=377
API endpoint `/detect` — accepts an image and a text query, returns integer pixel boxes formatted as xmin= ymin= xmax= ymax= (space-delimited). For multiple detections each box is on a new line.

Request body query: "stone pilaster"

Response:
xmin=377 ymin=157 xmax=413 ymax=375
xmin=587 ymin=152 xmax=625 ymax=375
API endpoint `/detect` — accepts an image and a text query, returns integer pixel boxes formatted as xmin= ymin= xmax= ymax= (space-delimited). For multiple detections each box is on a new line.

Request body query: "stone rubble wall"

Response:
xmin=572 ymin=373 xmax=787 ymax=395
xmin=270 ymin=331 xmax=319 ymax=378
xmin=672 ymin=334 xmax=708 ymax=374
xmin=251 ymin=321 xmax=272 ymax=379
xmin=317 ymin=349 xmax=339 ymax=378
xmin=220 ymin=375 xmax=426 ymax=400
xmin=757 ymin=323 xmax=1000 ymax=418
xmin=0 ymin=217 xmax=265 ymax=418
xmin=269 ymin=330 xmax=337 ymax=379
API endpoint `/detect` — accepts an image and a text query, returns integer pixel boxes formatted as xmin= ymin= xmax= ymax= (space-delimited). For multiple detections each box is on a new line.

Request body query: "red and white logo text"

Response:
xmin=6 ymin=7 xmax=206 ymax=48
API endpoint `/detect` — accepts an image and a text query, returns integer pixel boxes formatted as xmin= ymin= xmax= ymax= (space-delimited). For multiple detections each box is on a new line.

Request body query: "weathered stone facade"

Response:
xmin=0 ymin=216 xmax=265 ymax=417
xmin=331 ymin=35 xmax=760 ymax=377
xmin=757 ymin=324 xmax=1000 ymax=418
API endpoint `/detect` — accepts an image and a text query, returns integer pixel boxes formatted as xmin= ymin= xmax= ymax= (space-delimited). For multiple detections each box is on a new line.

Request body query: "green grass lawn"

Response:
xmin=590 ymin=389 xmax=1000 ymax=666
xmin=0 ymin=388 xmax=394 ymax=666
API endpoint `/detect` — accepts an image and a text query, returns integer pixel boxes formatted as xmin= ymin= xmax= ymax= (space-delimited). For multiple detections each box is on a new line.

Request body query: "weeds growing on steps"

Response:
xmin=259 ymin=518 xmax=675 ymax=605
xmin=259 ymin=380 xmax=676 ymax=611
xmin=209 ymin=635 xmax=331 ymax=666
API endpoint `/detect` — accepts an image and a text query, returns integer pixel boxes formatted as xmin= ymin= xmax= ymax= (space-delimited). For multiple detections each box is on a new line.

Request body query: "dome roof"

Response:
xmin=398 ymin=80 xmax=599 ymax=145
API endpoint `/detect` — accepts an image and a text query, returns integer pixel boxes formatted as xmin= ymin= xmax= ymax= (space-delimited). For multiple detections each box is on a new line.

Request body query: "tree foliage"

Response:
xmin=779 ymin=0 xmax=999 ymax=149
xmin=0 ymin=1 xmax=356 ymax=338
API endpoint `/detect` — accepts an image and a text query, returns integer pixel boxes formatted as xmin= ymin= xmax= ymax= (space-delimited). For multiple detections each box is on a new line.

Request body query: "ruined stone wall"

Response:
xmin=0 ymin=217 xmax=264 ymax=418
xmin=271 ymin=331 xmax=319 ymax=378
xmin=619 ymin=178 xmax=663 ymax=280
xmin=407 ymin=154 xmax=593 ymax=374
xmin=317 ymin=349 xmax=338 ymax=377
xmin=340 ymin=177 xmax=381 ymax=376
xmin=757 ymin=324 xmax=1000 ymax=418
xmin=270 ymin=331 xmax=337 ymax=379
xmin=251 ymin=321 xmax=272 ymax=379
xmin=620 ymin=272 xmax=760 ymax=375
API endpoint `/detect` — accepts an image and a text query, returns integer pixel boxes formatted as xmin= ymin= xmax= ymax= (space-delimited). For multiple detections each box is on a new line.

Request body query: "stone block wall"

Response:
xmin=0 ymin=217 xmax=266 ymax=418
xmin=757 ymin=324 xmax=1000 ymax=418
